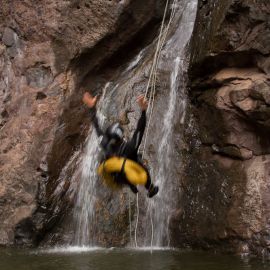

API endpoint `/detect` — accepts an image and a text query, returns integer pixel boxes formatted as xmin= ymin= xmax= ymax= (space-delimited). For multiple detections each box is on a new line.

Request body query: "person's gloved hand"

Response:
xmin=83 ymin=92 xmax=97 ymax=108
xmin=137 ymin=95 xmax=148 ymax=111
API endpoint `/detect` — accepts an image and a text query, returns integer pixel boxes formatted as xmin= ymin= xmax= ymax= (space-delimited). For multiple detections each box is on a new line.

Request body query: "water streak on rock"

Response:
xmin=143 ymin=0 xmax=198 ymax=247
xmin=74 ymin=83 xmax=112 ymax=246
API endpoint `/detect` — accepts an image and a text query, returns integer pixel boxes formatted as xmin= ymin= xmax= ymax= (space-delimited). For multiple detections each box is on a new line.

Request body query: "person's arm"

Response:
xmin=129 ymin=95 xmax=148 ymax=151
xmin=83 ymin=92 xmax=103 ymax=137
xmin=92 ymin=108 xmax=103 ymax=137
xmin=129 ymin=110 xmax=146 ymax=150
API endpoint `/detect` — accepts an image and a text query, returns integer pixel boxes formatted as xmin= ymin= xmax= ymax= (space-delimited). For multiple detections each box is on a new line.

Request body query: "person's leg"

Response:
xmin=144 ymin=166 xmax=151 ymax=190
xmin=139 ymin=162 xmax=159 ymax=198
xmin=115 ymin=164 xmax=139 ymax=194
xmin=128 ymin=183 xmax=138 ymax=194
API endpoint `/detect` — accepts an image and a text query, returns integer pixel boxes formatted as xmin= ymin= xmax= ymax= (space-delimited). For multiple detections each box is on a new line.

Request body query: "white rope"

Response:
xmin=134 ymin=0 xmax=170 ymax=247
xmin=134 ymin=0 xmax=179 ymax=250
xmin=128 ymin=192 xmax=132 ymax=246
xmin=134 ymin=192 xmax=140 ymax=247
xmin=150 ymin=202 xmax=154 ymax=253
xmin=135 ymin=0 xmax=178 ymax=251
xmin=144 ymin=0 xmax=170 ymax=99
xmin=142 ymin=0 xmax=177 ymax=155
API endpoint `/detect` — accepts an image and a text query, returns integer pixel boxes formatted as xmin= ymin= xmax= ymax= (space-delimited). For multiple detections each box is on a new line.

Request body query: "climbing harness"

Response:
xmin=98 ymin=157 xmax=148 ymax=187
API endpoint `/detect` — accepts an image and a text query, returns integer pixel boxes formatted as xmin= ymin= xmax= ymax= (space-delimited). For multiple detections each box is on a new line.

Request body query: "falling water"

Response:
xmin=149 ymin=57 xmax=182 ymax=247
xmin=72 ymin=0 xmax=198 ymax=248
xmin=143 ymin=0 xmax=198 ymax=247
xmin=74 ymin=128 xmax=100 ymax=246
xmin=73 ymin=45 xmax=148 ymax=246
xmin=74 ymin=83 xmax=113 ymax=246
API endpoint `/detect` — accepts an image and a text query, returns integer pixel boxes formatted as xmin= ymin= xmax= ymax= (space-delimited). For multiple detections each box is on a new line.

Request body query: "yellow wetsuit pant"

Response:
xmin=98 ymin=157 xmax=147 ymax=188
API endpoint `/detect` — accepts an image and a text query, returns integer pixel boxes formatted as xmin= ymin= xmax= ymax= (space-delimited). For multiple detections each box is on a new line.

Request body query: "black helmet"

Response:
xmin=106 ymin=122 xmax=124 ymax=141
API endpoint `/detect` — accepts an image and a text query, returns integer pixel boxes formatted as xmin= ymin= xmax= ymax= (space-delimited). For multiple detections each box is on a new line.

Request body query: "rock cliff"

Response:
xmin=0 ymin=0 xmax=269 ymax=258
xmin=179 ymin=0 xmax=270 ymax=257
xmin=0 ymin=0 xmax=164 ymax=246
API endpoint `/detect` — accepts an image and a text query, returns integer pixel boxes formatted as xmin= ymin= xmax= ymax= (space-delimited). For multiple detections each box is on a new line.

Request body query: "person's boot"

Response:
xmin=147 ymin=184 xmax=159 ymax=198
xmin=129 ymin=184 xmax=138 ymax=194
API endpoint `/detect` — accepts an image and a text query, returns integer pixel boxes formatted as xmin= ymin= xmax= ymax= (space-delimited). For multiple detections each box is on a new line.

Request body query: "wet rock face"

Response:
xmin=1 ymin=0 xmax=269 ymax=257
xmin=0 ymin=0 xmax=163 ymax=246
xmin=181 ymin=0 xmax=270 ymax=257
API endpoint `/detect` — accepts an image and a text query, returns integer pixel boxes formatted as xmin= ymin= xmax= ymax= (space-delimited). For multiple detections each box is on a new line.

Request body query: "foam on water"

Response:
xmin=128 ymin=247 xmax=177 ymax=252
xmin=39 ymin=246 xmax=104 ymax=254
xmin=38 ymin=246 xmax=176 ymax=255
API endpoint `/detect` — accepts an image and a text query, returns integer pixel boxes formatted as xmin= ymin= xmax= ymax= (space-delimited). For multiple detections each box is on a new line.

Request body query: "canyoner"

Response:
xmin=82 ymin=92 xmax=159 ymax=198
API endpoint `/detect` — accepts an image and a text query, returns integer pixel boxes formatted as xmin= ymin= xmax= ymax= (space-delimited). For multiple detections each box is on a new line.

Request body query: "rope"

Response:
xmin=144 ymin=0 xmax=170 ymax=99
xmin=134 ymin=192 xmax=140 ymax=247
xmin=128 ymin=192 xmax=132 ymax=246
xmin=150 ymin=202 xmax=154 ymax=252
xmin=134 ymin=0 xmax=178 ymax=250
xmin=142 ymin=0 xmax=177 ymax=155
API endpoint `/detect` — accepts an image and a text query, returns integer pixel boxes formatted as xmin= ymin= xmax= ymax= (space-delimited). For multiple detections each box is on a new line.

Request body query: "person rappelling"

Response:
xmin=82 ymin=92 xmax=159 ymax=198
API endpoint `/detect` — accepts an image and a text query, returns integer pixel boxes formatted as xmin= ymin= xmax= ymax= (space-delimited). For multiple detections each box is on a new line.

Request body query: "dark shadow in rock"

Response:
xmin=14 ymin=218 xmax=37 ymax=247
xmin=1 ymin=109 xmax=9 ymax=118
xmin=36 ymin=92 xmax=47 ymax=100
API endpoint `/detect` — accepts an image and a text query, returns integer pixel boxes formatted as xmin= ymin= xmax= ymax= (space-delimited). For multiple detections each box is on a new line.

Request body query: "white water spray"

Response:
xmin=143 ymin=0 xmax=198 ymax=247
xmin=74 ymin=83 xmax=112 ymax=246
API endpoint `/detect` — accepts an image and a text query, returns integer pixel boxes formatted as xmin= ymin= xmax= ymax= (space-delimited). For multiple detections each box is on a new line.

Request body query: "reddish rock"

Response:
xmin=0 ymin=0 xmax=164 ymax=246
xmin=181 ymin=0 xmax=270 ymax=257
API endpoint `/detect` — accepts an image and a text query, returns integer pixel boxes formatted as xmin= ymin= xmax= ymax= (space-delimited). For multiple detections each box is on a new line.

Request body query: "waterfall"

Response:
xmin=146 ymin=57 xmax=182 ymax=247
xmin=74 ymin=128 xmax=100 ymax=246
xmin=72 ymin=46 xmax=147 ymax=246
xmin=143 ymin=0 xmax=198 ymax=247
xmin=74 ymin=83 xmax=112 ymax=246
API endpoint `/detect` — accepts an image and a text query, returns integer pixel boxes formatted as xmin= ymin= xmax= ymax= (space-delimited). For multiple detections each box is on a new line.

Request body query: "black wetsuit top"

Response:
xmin=92 ymin=110 xmax=146 ymax=162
